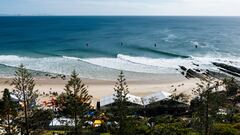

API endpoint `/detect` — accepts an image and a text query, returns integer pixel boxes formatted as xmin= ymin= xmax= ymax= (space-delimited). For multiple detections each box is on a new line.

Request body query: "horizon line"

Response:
xmin=0 ymin=14 xmax=240 ymax=17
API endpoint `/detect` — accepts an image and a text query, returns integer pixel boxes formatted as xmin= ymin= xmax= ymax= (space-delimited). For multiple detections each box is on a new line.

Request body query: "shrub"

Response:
xmin=135 ymin=123 xmax=150 ymax=135
xmin=152 ymin=123 xmax=199 ymax=135
xmin=212 ymin=123 xmax=238 ymax=135
xmin=233 ymin=113 xmax=240 ymax=123
xmin=233 ymin=123 xmax=240 ymax=130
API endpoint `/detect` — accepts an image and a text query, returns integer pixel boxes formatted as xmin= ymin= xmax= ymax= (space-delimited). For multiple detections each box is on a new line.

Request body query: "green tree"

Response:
xmin=223 ymin=78 xmax=239 ymax=97
xmin=28 ymin=109 xmax=54 ymax=133
xmin=170 ymin=90 xmax=190 ymax=115
xmin=57 ymin=70 xmax=92 ymax=135
xmin=223 ymin=78 xmax=240 ymax=122
xmin=0 ymin=88 xmax=19 ymax=135
xmin=191 ymin=81 xmax=225 ymax=135
xmin=113 ymin=71 xmax=130 ymax=135
xmin=11 ymin=64 xmax=38 ymax=135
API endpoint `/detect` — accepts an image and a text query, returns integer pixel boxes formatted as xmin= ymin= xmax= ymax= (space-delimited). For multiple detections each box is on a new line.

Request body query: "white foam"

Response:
xmin=117 ymin=54 xmax=192 ymax=68
xmin=79 ymin=56 xmax=168 ymax=74
xmin=62 ymin=56 xmax=80 ymax=60
xmin=0 ymin=54 xmax=239 ymax=78
xmin=79 ymin=53 xmax=240 ymax=74
xmin=190 ymin=41 xmax=199 ymax=46
xmin=162 ymin=34 xmax=177 ymax=42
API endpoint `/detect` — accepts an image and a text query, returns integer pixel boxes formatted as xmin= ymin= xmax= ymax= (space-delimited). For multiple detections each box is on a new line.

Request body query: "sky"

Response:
xmin=0 ymin=0 xmax=240 ymax=16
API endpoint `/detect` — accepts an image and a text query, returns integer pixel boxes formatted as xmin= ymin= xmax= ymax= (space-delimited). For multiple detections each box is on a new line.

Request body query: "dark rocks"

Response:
xmin=178 ymin=62 xmax=240 ymax=81
xmin=186 ymin=69 xmax=203 ymax=79
xmin=219 ymin=68 xmax=240 ymax=77
xmin=192 ymin=62 xmax=199 ymax=67
xmin=194 ymin=69 xmax=201 ymax=72
xmin=212 ymin=62 xmax=240 ymax=75
xmin=179 ymin=66 xmax=187 ymax=71
xmin=45 ymin=73 xmax=66 ymax=80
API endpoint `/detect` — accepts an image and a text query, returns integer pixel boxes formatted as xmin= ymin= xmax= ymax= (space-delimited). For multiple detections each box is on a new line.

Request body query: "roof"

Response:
xmin=100 ymin=93 xmax=143 ymax=107
xmin=100 ymin=91 xmax=171 ymax=107
xmin=142 ymin=91 xmax=171 ymax=105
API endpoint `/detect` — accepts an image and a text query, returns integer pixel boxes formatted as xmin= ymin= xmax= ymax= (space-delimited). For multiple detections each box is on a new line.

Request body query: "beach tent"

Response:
xmin=93 ymin=120 xmax=103 ymax=127
xmin=49 ymin=117 xmax=75 ymax=127
xmin=142 ymin=91 xmax=171 ymax=105
xmin=10 ymin=93 xmax=37 ymax=108
xmin=100 ymin=93 xmax=143 ymax=107
xmin=100 ymin=91 xmax=171 ymax=109
xmin=10 ymin=94 xmax=19 ymax=102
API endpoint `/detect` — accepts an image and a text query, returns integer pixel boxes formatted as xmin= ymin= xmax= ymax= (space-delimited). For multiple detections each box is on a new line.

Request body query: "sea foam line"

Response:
xmin=0 ymin=54 xmax=239 ymax=76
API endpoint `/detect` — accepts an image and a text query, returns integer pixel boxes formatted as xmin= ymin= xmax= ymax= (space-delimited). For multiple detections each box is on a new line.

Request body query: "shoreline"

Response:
xmin=0 ymin=74 xmax=199 ymax=106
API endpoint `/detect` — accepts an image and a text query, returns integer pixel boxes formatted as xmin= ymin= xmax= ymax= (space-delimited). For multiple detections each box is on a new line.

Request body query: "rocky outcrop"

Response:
xmin=179 ymin=66 xmax=205 ymax=79
xmin=212 ymin=62 xmax=240 ymax=76
xmin=178 ymin=61 xmax=240 ymax=82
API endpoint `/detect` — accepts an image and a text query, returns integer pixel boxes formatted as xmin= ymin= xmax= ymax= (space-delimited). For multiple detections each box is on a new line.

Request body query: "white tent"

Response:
xmin=10 ymin=94 xmax=19 ymax=102
xmin=49 ymin=117 xmax=75 ymax=127
xmin=100 ymin=93 xmax=143 ymax=107
xmin=142 ymin=91 xmax=171 ymax=105
xmin=100 ymin=91 xmax=171 ymax=107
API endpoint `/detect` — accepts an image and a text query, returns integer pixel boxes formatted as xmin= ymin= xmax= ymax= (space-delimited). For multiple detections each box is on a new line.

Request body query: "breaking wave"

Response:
xmin=0 ymin=54 xmax=239 ymax=78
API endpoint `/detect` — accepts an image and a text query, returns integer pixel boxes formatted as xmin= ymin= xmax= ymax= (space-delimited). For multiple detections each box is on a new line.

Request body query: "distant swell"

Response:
xmin=131 ymin=46 xmax=190 ymax=58
xmin=57 ymin=48 xmax=115 ymax=57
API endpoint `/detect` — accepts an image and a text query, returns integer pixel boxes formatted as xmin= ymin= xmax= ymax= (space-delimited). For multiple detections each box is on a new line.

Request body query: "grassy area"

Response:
xmin=100 ymin=133 xmax=111 ymax=135
xmin=40 ymin=130 xmax=110 ymax=135
xmin=40 ymin=130 xmax=65 ymax=135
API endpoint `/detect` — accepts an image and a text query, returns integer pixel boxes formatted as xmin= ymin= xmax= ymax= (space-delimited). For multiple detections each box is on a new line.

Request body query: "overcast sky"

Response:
xmin=0 ymin=0 xmax=240 ymax=16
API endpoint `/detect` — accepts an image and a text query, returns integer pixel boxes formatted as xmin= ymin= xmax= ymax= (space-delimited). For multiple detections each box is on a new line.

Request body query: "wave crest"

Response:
xmin=0 ymin=54 xmax=239 ymax=77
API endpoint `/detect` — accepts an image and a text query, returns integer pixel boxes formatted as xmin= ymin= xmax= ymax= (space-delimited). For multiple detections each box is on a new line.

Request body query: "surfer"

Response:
xmin=195 ymin=45 xmax=198 ymax=48
xmin=121 ymin=42 xmax=123 ymax=46
xmin=154 ymin=43 xmax=157 ymax=47
xmin=86 ymin=43 xmax=89 ymax=47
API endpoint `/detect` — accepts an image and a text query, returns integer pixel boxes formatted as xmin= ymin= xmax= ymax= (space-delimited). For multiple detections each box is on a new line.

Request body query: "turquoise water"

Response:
xmin=0 ymin=16 xmax=240 ymax=79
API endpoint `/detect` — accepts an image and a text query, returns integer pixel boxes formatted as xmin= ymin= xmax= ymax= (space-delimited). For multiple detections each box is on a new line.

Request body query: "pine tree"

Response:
xmin=170 ymin=90 xmax=190 ymax=115
xmin=191 ymin=81 xmax=225 ymax=135
xmin=1 ymin=88 xmax=18 ymax=135
xmin=57 ymin=70 xmax=92 ymax=135
xmin=222 ymin=78 xmax=240 ymax=122
xmin=11 ymin=64 xmax=38 ymax=135
xmin=113 ymin=71 xmax=129 ymax=135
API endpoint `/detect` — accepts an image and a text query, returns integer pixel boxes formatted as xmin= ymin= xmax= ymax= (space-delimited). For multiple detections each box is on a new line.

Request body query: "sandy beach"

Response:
xmin=0 ymin=74 xmax=200 ymax=106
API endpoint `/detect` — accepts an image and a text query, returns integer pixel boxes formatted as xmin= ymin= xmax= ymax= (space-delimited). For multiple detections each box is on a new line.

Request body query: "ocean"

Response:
xmin=0 ymin=16 xmax=240 ymax=80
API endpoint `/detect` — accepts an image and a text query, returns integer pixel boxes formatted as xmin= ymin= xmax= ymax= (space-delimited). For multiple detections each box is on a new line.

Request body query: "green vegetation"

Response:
xmin=112 ymin=71 xmax=130 ymax=135
xmin=56 ymin=70 xmax=92 ymax=134
xmin=41 ymin=130 xmax=65 ymax=135
xmin=0 ymin=65 xmax=240 ymax=135
xmin=0 ymin=88 xmax=19 ymax=135
xmin=11 ymin=64 xmax=39 ymax=135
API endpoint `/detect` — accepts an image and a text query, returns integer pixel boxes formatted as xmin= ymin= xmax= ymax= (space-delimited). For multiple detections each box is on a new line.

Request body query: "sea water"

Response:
xmin=0 ymin=16 xmax=240 ymax=80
